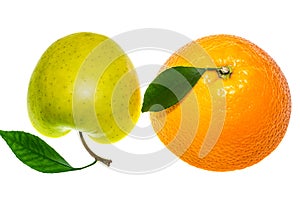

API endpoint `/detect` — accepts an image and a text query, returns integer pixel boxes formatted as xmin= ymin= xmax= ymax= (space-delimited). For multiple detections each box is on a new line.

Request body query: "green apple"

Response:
xmin=27 ymin=32 xmax=141 ymax=144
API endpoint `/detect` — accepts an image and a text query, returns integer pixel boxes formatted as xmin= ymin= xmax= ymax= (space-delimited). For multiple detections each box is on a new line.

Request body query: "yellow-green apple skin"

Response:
xmin=27 ymin=32 xmax=141 ymax=143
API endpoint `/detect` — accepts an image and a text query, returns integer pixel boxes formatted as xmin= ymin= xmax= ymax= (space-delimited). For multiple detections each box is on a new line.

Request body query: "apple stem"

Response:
xmin=79 ymin=131 xmax=112 ymax=167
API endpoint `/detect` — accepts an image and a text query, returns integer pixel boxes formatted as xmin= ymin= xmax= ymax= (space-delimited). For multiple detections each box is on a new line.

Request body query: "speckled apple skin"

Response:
xmin=27 ymin=32 xmax=141 ymax=143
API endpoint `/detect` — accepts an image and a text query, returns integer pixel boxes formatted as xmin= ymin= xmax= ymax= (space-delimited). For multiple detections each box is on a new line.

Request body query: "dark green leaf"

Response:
xmin=142 ymin=66 xmax=206 ymax=112
xmin=0 ymin=130 xmax=96 ymax=173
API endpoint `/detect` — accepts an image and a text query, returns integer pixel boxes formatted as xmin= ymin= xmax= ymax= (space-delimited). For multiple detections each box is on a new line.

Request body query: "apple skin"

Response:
xmin=27 ymin=32 xmax=141 ymax=143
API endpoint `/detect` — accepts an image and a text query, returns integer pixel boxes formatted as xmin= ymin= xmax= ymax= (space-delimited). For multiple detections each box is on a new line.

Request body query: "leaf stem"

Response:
xmin=74 ymin=159 xmax=98 ymax=171
xmin=79 ymin=131 xmax=112 ymax=167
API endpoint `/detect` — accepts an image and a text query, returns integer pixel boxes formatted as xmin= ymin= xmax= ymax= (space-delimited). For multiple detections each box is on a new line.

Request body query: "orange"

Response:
xmin=150 ymin=34 xmax=291 ymax=171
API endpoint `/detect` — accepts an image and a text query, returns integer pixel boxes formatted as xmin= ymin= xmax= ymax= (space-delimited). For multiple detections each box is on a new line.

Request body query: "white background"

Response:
xmin=0 ymin=0 xmax=299 ymax=199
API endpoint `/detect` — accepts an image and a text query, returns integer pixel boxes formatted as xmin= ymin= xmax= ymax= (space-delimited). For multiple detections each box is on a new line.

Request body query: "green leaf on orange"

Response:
xmin=142 ymin=66 xmax=206 ymax=112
